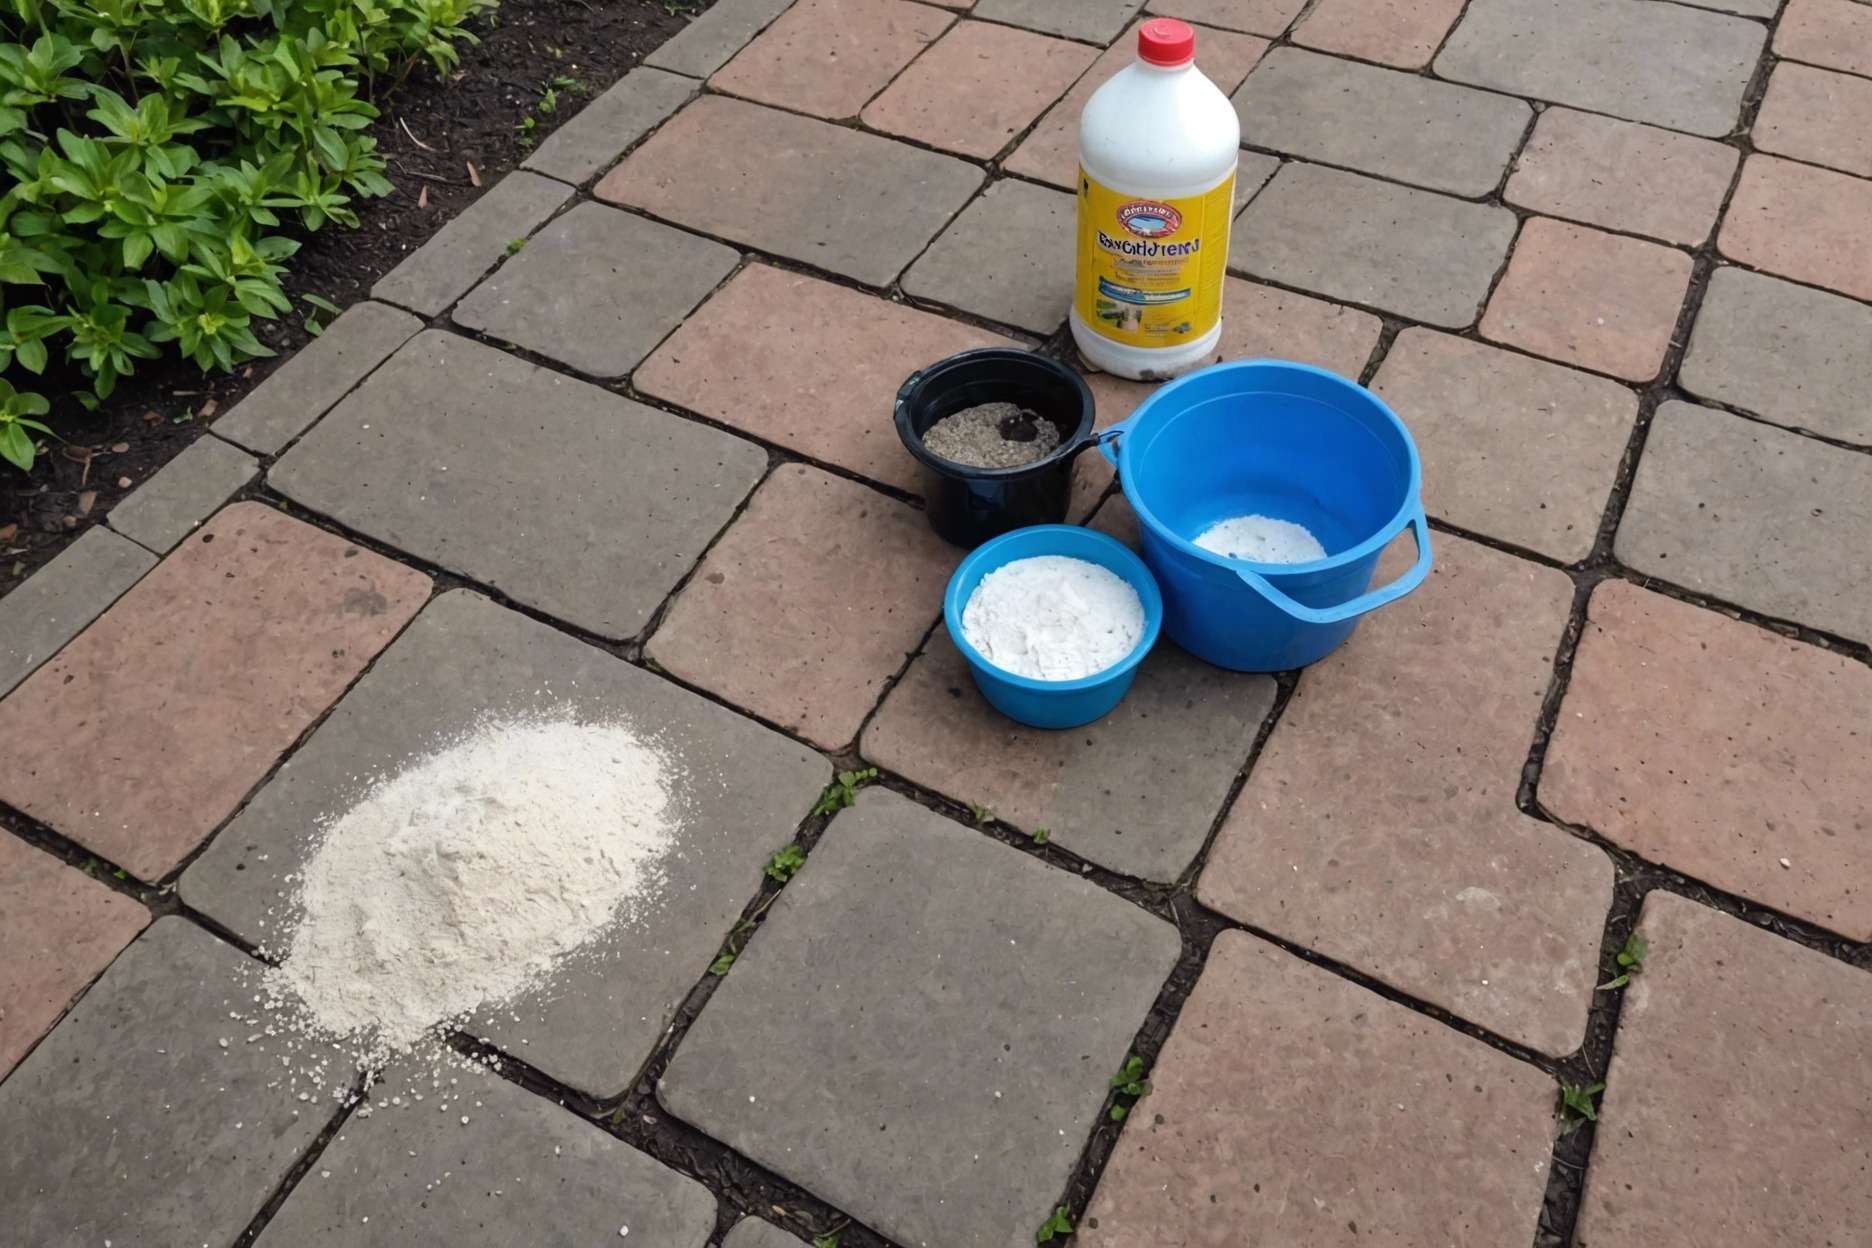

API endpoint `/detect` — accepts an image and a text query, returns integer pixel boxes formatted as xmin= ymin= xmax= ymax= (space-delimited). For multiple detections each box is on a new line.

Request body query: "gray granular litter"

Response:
xmin=920 ymin=402 xmax=1063 ymax=469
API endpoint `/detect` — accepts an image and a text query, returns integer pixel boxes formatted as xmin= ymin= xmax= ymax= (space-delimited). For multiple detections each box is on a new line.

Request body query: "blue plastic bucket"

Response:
xmin=1098 ymin=360 xmax=1430 ymax=672
xmin=944 ymin=525 xmax=1163 ymax=729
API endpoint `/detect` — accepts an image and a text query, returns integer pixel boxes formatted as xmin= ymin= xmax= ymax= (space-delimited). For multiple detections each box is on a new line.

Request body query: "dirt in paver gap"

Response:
xmin=0 ymin=0 xmax=711 ymax=602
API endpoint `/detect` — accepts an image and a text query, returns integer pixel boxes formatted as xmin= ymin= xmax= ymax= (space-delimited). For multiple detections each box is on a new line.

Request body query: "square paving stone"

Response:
xmin=1372 ymin=328 xmax=1637 ymax=563
xmin=1719 ymin=154 xmax=1872 ymax=303
xmin=1543 ymin=581 xmax=1872 ymax=939
xmin=212 ymin=301 xmax=423 ymax=455
xmin=903 ymin=179 xmax=1076 ymax=334
xmin=1230 ymin=162 xmax=1517 ymax=328
xmin=1198 ymin=533 xmax=1614 ymax=1056
xmin=711 ymin=0 xmax=954 ymax=120
xmin=1435 ymin=0 xmax=1764 ymax=137
xmin=0 ymin=503 xmax=430 ymax=881
xmin=1505 ymin=108 xmax=1738 ymax=247
xmin=971 ymin=0 xmax=1144 ymax=42
xmin=1680 ymin=265 xmax=1872 ymax=447
xmin=863 ymin=631 xmax=1275 ymax=881
xmin=637 ymin=263 xmax=1022 ymax=495
xmin=1233 ymin=47 xmax=1531 ymax=198
xmin=254 ymin=1071 xmax=715 ymax=1246
xmin=597 ymin=95 xmax=983 ymax=287
xmin=372 ymin=171 xmax=576 ymax=317
xmin=658 ymin=788 xmax=1181 ymax=1248
xmin=1146 ymin=0 xmax=1306 ymax=37
xmin=270 ymin=331 xmax=767 ymax=641
xmin=724 ymin=1218 xmax=807 ymax=1248
xmin=0 ymin=835 xmax=148 ymax=1075
xmin=107 ymin=433 xmax=258 ymax=553
xmin=1480 ymin=218 xmax=1693 ymax=383
xmin=645 ymin=464 xmax=956 ymax=750
xmin=520 ymin=66 xmax=698 ymax=184
xmin=863 ymin=21 xmax=1098 ymax=161
xmin=1775 ymin=0 xmax=1872 ymax=79
xmin=1079 ymin=931 xmax=1554 ymax=1248
xmin=648 ymin=0 xmax=797 ymax=78
xmin=451 ymin=201 xmax=739 ymax=379
xmin=1005 ymin=20 xmax=1268 ymax=190
xmin=179 ymin=590 xmax=827 ymax=1098
xmin=1290 ymin=0 xmax=1468 ymax=69
xmin=1574 ymin=892 xmax=1872 ymax=1248
xmin=1617 ymin=402 xmax=1872 ymax=643
xmin=0 ymin=526 xmax=152 ymax=697
xmin=1753 ymin=62 xmax=1872 ymax=178
xmin=0 ymin=918 xmax=331 ymax=1247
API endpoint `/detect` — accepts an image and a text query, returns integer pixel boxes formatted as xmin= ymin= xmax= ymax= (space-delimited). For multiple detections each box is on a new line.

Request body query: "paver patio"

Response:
xmin=6 ymin=1 xmax=1872 ymax=1245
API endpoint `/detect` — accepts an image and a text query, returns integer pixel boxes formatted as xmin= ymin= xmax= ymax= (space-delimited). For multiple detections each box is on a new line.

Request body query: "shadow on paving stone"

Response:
xmin=180 ymin=590 xmax=827 ymax=1099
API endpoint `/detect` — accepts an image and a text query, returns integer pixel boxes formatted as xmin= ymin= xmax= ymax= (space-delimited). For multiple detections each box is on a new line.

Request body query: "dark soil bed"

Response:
xmin=0 ymin=0 xmax=709 ymax=598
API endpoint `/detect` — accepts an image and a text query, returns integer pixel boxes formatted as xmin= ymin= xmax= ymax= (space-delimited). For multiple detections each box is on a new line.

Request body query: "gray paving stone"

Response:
xmin=180 ymin=590 xmax=827 ymax=1097
xmin=659 ymin=788 xmax=1180 ymax=1248
xmin=255 ymin=1071 xmax=715 ymax=1247
xmin=1230 ymin=162 xmax=1517 ymax=327
xmin=1617 ymin=401 xmax=1872 ymax=644
xmin=0 ymin=526 xmax=152 ymax=696
xmin=1674 ymin=0 xmax=1777 ymax=15
xmin=1234 ymin=47 xmax=1531 ymax=197
xmin=1436 ymin=0 xmax=1765 ymax=137
xmin=269 ymin=331 xmax=767 ymax=640
xmin=0 ymin=918 xmax=329 ymax=1247
xmin=371 ymin=172 xmax=575 ymax=317
xmin=520 ymin=66 xmax=696 ymax=184
xmin=972 ymin=0 xmax=1146 ymax=43
xmin=452 ymin=202 xmax=738 ymax=379
xmin=647 ymin=0 xmax=795 ymax=78
xmin=212 ymin=301 xmax=423 ymax=455
xmin=1680 ymin=266 xmax=1872 ymax=447
xmin=723 ymin=1218 xmax=808 ymax=1248
xmin=902 ymin=178 xmax=1075 ymax=334
xmin=106 ymin=435 xmax=258 ymax=552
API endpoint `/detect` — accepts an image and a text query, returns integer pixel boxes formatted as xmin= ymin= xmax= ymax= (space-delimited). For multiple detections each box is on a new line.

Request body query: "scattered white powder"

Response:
xmin=962 ymin=555 xmax=1144 ymax=681
xmin=1194 ymin=514 xmax=1326 ymax=563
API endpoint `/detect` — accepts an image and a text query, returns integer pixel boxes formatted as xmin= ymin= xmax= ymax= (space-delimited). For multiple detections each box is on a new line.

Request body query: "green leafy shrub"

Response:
xmin=0 ymin=0 xmax=495 ymax=470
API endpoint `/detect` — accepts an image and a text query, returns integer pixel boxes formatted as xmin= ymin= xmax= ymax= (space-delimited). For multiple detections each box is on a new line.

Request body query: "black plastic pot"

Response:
xmin=895 ymin=349 xmax=1097 ymax=549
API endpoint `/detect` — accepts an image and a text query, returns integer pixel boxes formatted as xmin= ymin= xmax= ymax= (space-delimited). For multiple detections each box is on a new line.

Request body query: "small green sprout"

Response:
xmin=1032 ymin=826 xmax=1050 ymax=845
xmin=1597 ymin=931 xmax=1648 ymax=991
xmin=968 ymin=802 xmax=993 ymax=825
xmin=812 ymin=767 xmax=878 ymax=816
xmin=708 ymin=951 xmax=735 ymax=975
xmin=1108 ymin=1053 xmax=1151 ymax=1120
xmin=1035 ymin=1206 xmax=1074 ymax=1243
xmin=505 ymin=237 xmax=527 ymax=256
xmin=1558 ymin=1080 xmax=1605 ymax=1134
xmin=812 ymin=1234 xmax=841 ymax=1248
xmin=765 ymin=843 xmax=807 ymax=883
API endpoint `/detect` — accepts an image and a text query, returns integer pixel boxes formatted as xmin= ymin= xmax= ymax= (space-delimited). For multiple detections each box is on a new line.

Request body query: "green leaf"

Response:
xmin=0 ymin=421 xmax=35 ymax=472
xmin=1108 ymin=1104 xmax=1127 ymax=1122
xmin=301 ymin=292 xmax=341 ymax=315
xmin=764 ymin=843 xmax=807 ymax=883
xmin=1034 ymin=1206 xmax=1074 ymax=1243
xmin=708 ymin=951 xmax=735 ymax=976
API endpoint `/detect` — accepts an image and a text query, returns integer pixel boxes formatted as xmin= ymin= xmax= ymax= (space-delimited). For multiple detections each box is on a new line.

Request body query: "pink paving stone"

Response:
xmin=1197 ymin=533 xmax=1614 ymax=1056
xmin=1774 ymin=0 xmax=1872 ymax=79
xmin=644 ymin=464 xmax=956 ymax=751
xmin=0 ymin=504 xmax=430 ymax=881
xmin=0 ymin=837 xmax=149 ymax=1075
xmin=1078 ymin=930 xmax=1555 ymax=1248
xmin=1146 ymin=0 xmax=1307 ymax=37
xmin=1481 ymin=217 xmax=1693 ymax=383
xmin=1541 ymin=580 xmax=1872 ymax=939
xmin=1003 ymin=21 xmax=1268 ymax=190
xmin=1753 ymin=61 xmax=1872 ymax=180
xmin=709 ymin=0 xmax=953 ymax=120
xmin=1291 ymin=0 xmax=1468 ymax=70
xmin=1505 ymin=108 xmax=1739 ymax=247
xmin=861 ymin=20 xmax=1098 ymax=160
xmin=636 ymin=264 xmax=1022 ymax=495
xmin=1574 ymin=892 xmax=1872 ymax=1248
xmin=1719 ymin=153 xmax=1872 ymax=303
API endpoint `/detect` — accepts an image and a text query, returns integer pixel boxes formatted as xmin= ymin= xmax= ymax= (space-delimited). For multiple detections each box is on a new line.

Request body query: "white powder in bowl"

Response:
xmin=962 ymin=554 xmax=1145 ymax=681
xmin=1195 ymin=514 xmax=1327 ymax=563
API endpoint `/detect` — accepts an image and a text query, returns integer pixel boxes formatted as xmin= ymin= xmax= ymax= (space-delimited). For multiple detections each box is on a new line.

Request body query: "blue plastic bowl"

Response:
xmin=944 ymin=525 xmax=1163 ymax=730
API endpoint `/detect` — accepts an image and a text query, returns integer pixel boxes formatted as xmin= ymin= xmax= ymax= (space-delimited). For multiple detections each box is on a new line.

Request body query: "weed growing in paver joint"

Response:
xmin=765 ymin=843 xmax=807 ymax=883
xmin=1035 ymin=1206 xmax=1074 ymax=1243
xmin=811 ymin=1233 xmax=841 ymax=1248
xmin=968 ymin=802 xmax=994 ymax=825
xmin=708 ymin=951 xmax=735 ymax=976
xmin=1108 ymin=1053 xmax=1152 ymax=1121
xmin=1557 ymin=1080 xmax=1605 ymax=1135
xmin=505 ymin=237 xmax=527 ymax=256
xmin=811 ymin=767 xmax=878 ymax=817
xmin=1597 ymin=930 xmax=1648 ymax=991
xmin=1032 ymin=826 xmax=1050 ymax=845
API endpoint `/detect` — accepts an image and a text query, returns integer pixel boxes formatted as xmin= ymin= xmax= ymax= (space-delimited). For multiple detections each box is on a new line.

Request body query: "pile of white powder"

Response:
xmin=1195 ymin=514 xmax=1327 ymax=563
xmin=962 ymin=554 xmax=1145 ymax=680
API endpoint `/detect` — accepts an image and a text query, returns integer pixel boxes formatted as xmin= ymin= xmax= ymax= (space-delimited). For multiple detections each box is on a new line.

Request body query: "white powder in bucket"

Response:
xmin=962 ymin=554 xmax=1145 ymax=680
xmin=1195 ymin=514 xmax=1327 ymax=563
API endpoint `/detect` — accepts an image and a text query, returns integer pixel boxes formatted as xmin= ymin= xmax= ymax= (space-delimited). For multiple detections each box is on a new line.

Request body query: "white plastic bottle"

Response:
xmin=1070 ymin=18 xmax=1242 ymax=380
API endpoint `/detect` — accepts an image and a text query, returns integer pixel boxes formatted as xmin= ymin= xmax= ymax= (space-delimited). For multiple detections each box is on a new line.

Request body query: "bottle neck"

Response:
xmin=1135 ymin=57 xmax=1193 ymax=74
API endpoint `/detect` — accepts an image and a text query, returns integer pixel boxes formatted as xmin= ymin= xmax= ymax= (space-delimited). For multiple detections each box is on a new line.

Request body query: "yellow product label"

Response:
xmin=1074 ymin=168 xmax=1234 ymax=350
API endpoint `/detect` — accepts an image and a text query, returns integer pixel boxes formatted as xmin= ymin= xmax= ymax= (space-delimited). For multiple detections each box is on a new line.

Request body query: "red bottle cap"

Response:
xmin=1138 ymin=17 xmax=1196 ymax=66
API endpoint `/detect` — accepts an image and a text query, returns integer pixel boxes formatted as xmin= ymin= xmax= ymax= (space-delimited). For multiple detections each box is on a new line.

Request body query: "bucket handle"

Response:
xmin=1094 ymin=414 xmax=1136 ymax=468
xmin=1236 ymin=508 xmax=1433 ymax=627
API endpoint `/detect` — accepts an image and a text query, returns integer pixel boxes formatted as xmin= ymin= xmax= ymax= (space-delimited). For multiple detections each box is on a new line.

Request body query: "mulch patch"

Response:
xmin=0 ymin=0 xmax=710 ymax=598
